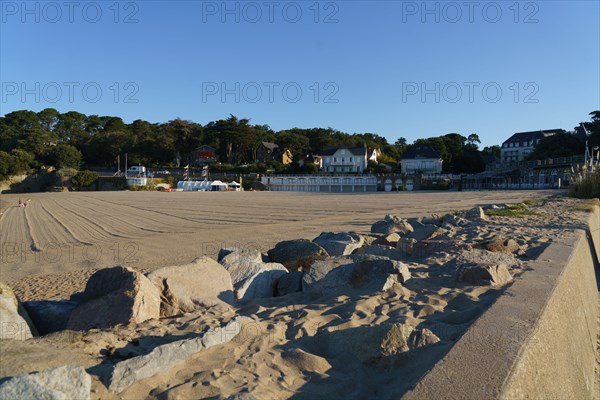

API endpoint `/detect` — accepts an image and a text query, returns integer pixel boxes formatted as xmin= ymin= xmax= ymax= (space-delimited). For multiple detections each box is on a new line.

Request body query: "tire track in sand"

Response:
xmin=38 ymin=201 xmax=94 ymax=246
xmin=23 ymin=206 xmax=41 ymax=252
xmin=51 ymin=199 xmax=132 ymax=239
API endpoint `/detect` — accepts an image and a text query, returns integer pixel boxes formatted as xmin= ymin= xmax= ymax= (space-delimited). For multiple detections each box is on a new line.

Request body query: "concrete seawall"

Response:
xmin=404 ymin=205 xmax=600 ymax=400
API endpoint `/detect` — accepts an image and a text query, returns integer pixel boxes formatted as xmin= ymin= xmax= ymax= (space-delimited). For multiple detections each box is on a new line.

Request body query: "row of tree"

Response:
xmin=1 ymin=109 xmax=599 ymax=180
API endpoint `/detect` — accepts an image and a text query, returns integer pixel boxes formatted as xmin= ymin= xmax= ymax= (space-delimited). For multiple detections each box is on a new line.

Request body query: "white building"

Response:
xmin=400 ymin=145 xmax=443 ymax=174
xmin=500 ymin=129 xmax=563 ymax=163
xmin=321 ymin=146 xmax=368 ymax=173
xmin=261 ymin=175 xmax=377 ymax=192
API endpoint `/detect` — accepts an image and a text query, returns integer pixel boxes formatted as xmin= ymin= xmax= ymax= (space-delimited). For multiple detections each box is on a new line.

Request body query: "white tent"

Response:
xmin=228 ymin=181 xmax=242 ymax=191
xmin=210 ymin=180 xmax=228 ymax=191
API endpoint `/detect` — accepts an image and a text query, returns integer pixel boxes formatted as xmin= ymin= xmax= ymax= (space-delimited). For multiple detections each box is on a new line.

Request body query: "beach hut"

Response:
xmin=210 ymin=180 xmax=228 ymax=191
xmin=192 ymin=181 xmax=203 ymax=191
xmin=198 ymin=180 xmax=211 ymax=191
xmin=228 ymin=181 xmax=242 ymax=191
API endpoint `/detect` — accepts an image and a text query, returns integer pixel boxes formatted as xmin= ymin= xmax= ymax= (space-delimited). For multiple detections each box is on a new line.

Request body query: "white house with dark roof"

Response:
xmin=400 ymin=145 xmax=443 ymax=174
xmin=321 ymin=146 xmax=368 ymax=173
xmin=500 ymin=129 xmax=564 ymax=163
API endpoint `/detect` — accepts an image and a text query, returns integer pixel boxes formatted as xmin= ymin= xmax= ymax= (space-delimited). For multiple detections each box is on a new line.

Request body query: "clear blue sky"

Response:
xmin=1 ymin=0 xmax=599 ymax=148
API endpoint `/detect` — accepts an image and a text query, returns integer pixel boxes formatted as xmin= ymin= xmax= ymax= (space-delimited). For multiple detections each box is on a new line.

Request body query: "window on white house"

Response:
xmin=334 ymin=157 xmax=337 ymax=162
xmin=341 ymin=158 xmax=345 ymax=163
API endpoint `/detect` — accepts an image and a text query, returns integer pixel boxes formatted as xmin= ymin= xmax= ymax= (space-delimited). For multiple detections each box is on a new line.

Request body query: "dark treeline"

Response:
xmin=1 ymin=109 xmax=598 ymax=180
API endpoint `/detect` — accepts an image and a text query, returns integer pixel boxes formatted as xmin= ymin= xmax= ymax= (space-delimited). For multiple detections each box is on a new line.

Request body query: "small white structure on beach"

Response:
xmin=210 ymin=180 xmax=228 ymax=191
xmin=228 ymin=181 xmax=242 ymax=191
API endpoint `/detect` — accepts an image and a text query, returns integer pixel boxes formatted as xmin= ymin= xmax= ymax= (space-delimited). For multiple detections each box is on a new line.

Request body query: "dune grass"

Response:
xmin=573 ymin=198 xmax=600 ymax=213
xmin=570 ymin=174 xmax=600 ymax=200
xmin=485 ymin=203 xmax=535 ymax=218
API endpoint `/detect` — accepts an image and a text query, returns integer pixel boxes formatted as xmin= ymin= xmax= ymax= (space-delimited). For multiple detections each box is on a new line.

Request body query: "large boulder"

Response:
xmin=22 ymin=299 xmax=78 ymax=335
xmin=406 ymin=225 xmax=445 ymax=241
xmin=441 ymin=214 xmax=470 ymax=228
xmin=220 ymin=249 xmax=288 ymax=301
xmin=267 ymin=239 xmax=328 ymax=272
xmin=315 ymin=323 xmax=439 ymax=363
xmin=147 ymin=258 xmax=234 ymax=317
xmin=0 ymin=282 xmax=37 ymax=340
xmin=67 ymin=266 xmax=161 ymax=331
xmin=313 ymin=232 xmax=364 ymax=257
xmin=483 ymin=236 xmax=520 ymax=254
xmin=379 ymin=324 xmax=440 ymax=356
xmin=373 ymin=233 xmax=401 ymax=246
xmin=109 ymin=317 xmax=248 ymax=393
xmin=276 ymin=272 xmax=304 ymax=296
xmin=465 ymin=206 xmax=488 ymax=222
xmin=456 ymin=262 xmax=513 ymax=286
xmin=302 ymin=255 xmax=411 ymax=295
xmin=371 ymin=215 xmax=414 ymax=235
xmin=0 ymin=365 xmax=91 ymax=400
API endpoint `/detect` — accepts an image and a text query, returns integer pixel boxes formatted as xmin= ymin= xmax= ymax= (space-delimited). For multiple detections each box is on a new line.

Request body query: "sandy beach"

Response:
xmin=1 ymin=190 xmax=597 ymax=399
xmin=1 ymin=190 xmax=553 ymax=300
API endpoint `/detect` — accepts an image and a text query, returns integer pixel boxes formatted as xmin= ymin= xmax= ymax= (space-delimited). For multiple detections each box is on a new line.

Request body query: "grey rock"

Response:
xmin=396 ymin=237 xmax=418 ymax=254
xmin=313 ymin=232 xmax=364 ymax=257
xmin=465 ymin=206 xmax=488 ymax=222
xmin=407 ymin=225 xmax=444 ymax=241
xmin=380 ymin=324 xmax=440 ymax=356
xmin=373 ymin=233 xmax=401 ymax=246
xmin=483 ymin=236 xmax=520 ymax=254
xmin=0 ymin=282 xmax=37 ymax=340
xmin=0 ymin=365 xmax=91 ymax=400
xmin=217 ymin=248 xmax=235 ymax=262
xmin=302 ymin=255 xmax=410 ymax=295
xmin=109 ymin=317 xmax=248 ymax=393
xmin=220 ymin=250 xmax=287 ymax=301
xmin=22 ymin=299 xmax=77 ymax=335
xmin=67 ymin=266 xmax=160 ymax=331
xmin=316 ymin=323 xmax=439 ymax=363
xmin=371 ymin=215 xmax=414 ymax=235
xmin=442 ymin=214 xmax=470 ymax=227
xmin=267 ymin=239 xmax=328 ymax=272
xmin=148 ymin=258 xmax=234 ymax=317
xmin=456 ymin=262 xmax=513 ymax=286
xmin=276 ymin=272 xmax=304 ymax=296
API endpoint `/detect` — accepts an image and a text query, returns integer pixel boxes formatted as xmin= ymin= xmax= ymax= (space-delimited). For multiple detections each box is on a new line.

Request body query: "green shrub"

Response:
xmin=101 ymin=176 xmax=127 ymax=189
xmin=56 ymin=167 xmax=78 ymax=178
xmin=129 ymin=184 xmax=157 ymax=191
xmin=71 ymin=170 xmax=99 ymax=189
xmin=213 ymin=163 xmax=235 ymax=172
xmin=485 ymin=203 xmax=535 ymax=218
xmin=163 ymin=175 xmax=178 ymax=187
xmin=421 ymin=181 xmax=450 ymax=190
